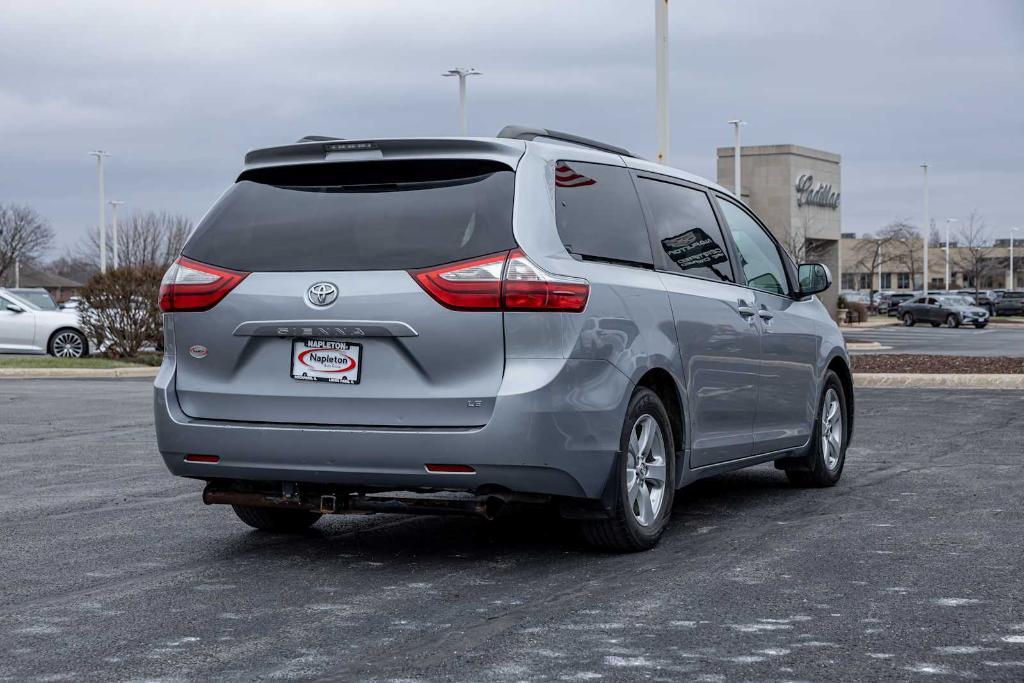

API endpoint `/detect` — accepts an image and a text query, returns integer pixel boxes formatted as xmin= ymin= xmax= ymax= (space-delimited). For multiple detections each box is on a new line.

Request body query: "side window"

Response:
xmin=717 ymin=198 xmax=789 ymax=296
xmin=636 ymin=177 xmax=734 ymax=282
xmin=554 ymin=161 xmax=653 ymax=266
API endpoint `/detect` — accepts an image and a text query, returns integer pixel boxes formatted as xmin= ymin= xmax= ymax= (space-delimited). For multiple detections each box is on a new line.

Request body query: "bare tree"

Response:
xmin=852 ymin=233 xmax=896 ymax=304
xmin=78 ymin=210 xmax=192 ymax=269
xmin=0 ymin=203 xmax=55 ymax=283
xmin=782 ymin=209 xmax=829 ymax=263
xmin=876 ymin=220 xmax=921 ymax=289
xmin=953 ymin=211 xmax=996 ymax=291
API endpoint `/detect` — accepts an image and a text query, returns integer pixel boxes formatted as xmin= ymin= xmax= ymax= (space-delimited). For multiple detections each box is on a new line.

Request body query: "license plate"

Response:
xmin=291 ymin=339 xmax=361 ymax=384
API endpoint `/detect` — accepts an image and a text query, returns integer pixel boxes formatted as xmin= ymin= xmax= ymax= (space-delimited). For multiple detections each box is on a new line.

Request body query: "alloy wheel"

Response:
xmin=625 ymin=414 xmax=667 ymax=527
xmin=821 ymin=387 xmax=843 ymax=471
xmin=52 ymin=332 xmax=84 ymax=358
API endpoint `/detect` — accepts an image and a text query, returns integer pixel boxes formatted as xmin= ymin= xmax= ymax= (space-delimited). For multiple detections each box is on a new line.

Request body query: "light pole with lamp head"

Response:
xmin=442 ymin=68 xmax=481 ymax=136
xmin=89 ymin=151 xmax=110 ymax=273
xmin=921 ymin=163 xmax=929 ymax=296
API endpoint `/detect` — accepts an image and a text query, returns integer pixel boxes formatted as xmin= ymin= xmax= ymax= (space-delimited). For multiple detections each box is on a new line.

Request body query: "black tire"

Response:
xmin=581 ymin=387 xmax=676 ymax=552
xmin=974 ymin=323 xmax=988 ymax=329
xmin=945 ymin=314 xmax=960 ymax=328
xmin=47 ymin=328 xmax=88 ymax=358
xmin=902 ymin=313 xmax=915 ymax=326
xmin=784 ymin=370 xmax=848 ymax=488
xmin=231 ymin=505 xmax=321 ymax=533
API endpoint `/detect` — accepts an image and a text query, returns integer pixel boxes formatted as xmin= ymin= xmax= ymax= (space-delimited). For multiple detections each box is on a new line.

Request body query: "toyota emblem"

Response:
xmin=307 ymin=282 xmax=338 ymax=307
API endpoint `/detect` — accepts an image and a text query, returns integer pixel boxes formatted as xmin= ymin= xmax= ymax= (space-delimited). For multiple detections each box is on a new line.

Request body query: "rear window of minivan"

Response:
xmin=182 ymin=159 xmax=515 ymax=272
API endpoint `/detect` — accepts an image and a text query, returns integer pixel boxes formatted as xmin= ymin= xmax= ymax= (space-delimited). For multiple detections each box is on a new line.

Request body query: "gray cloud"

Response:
xmin=1 ymin=0 xmax=1021 ymax=253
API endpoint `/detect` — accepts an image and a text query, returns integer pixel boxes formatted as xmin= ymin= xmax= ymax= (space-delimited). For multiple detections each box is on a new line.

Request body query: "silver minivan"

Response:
xmin=154 ymin=127 xmax=852 ymax=551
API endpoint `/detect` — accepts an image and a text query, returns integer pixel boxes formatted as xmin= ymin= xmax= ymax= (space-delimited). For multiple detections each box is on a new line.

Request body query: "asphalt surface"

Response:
xmin=2 ymin=380 xmax=1023 ymax=682
xmin=843 ymin=324 xmax=1024 ymax=356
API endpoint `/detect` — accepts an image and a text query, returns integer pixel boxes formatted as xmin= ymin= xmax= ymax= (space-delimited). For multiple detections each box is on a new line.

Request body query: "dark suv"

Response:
xmin=992 ymin=291 xmax=1024 ymax=316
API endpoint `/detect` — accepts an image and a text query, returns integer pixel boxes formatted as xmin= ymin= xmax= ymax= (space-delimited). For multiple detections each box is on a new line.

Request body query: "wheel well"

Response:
xmin=827 ymin=356 xmax=854 ymax=444
xmin=636 ymin=368 xmax=684 ymax=455
xmin=48 ymin=327 xmax=88 ymax=354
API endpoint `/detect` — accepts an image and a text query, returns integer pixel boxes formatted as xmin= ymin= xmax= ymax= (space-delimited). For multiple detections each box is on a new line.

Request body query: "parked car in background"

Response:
xmin=154 ymin=128 xmax=853 ymax=551
xmin=8 ymin=287 xmax=58 ymax=311
xmin=898 ymin=295 xmax=989 ymax=328
xmin=991 ymin=290 xmax=1024 ymax=316
xmin=0 ymin=288 xmax=89 ymax=357
xmin=59 ymin=296 xmax=82 ymax=311
xmin=881 ymin=292 xmax=915 ymax=316
xmin=958 ymin=289 xmax=997 ymax=314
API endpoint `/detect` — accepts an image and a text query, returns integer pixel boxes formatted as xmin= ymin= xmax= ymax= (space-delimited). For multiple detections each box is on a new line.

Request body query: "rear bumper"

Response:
xmin=153 ymin=355 xmax=630 ymax=500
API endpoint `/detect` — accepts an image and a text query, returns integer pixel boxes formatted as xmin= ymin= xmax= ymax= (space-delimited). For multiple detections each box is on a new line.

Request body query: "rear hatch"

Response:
xmin=169 ymin=158 xmax=516 ymax=427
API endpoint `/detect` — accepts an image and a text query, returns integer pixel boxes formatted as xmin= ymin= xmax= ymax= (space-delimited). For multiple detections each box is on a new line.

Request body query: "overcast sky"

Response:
xmin=2 ymin=0 xmax=1022 ymax=255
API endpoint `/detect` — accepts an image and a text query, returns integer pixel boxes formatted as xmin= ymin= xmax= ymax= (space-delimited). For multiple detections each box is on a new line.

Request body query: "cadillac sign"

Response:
xmin=795 ymin=174 xmax=840 ymax=209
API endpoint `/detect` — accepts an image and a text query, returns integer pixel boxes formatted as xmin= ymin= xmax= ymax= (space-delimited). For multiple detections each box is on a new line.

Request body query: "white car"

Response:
xmin=0 ymin=288 xmax=89 ymax=357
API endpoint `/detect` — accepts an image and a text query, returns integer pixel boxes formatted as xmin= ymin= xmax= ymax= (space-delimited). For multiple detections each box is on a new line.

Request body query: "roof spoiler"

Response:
xmin=496 ymin=125 xmax=634 ymax=158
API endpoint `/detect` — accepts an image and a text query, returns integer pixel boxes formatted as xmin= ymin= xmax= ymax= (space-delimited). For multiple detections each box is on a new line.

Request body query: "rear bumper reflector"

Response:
xmin=185 ymin=454 xmax=221 ymax=463
xmin=424 ymin=464 xmax=475 ymax=474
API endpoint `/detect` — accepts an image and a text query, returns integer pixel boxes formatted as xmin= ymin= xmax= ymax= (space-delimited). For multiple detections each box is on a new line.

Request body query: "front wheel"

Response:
xmin=902 ymin=313 xmax=915 ymax=326
xmin=784 ymin=370 xmax=848 ymax=487
xmin=48 ymin=328 xmax=88 ymax=358
xmin=945 ymin=314 xmax=960 ymax=328
xmin=581 ymin=388 xmax=675 ymax=552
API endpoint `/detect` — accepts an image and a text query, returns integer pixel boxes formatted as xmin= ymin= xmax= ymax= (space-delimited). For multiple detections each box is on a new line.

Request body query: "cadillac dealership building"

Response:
xmin=716 ymin=144 xmax=842 ymax=313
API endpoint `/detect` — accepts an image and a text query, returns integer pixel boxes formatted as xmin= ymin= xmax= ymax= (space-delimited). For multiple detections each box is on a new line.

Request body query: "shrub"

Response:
xmin=848 ymin=301 xmax=869 ymax=323
xmin=79 ymin=266 xmax=164 ymax=358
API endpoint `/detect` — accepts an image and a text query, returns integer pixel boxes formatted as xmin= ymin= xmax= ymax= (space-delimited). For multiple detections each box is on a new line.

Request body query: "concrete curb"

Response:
xmin=846 ymin=342 xmax=886 ymax=350
xmin=854 ymin=373 xmax=1024 ymax=390
xmin=0 ymin=367 xmax=159 ymax=379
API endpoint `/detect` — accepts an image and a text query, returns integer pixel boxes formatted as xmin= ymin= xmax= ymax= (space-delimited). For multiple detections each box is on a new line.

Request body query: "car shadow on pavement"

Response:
xmin=204 ymin=465 xmax=798 ymax=565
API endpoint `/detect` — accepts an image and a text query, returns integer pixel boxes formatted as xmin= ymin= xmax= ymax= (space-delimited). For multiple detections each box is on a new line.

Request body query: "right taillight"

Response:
xmin=159 ymin=257 xmax=249 ymax=312
xmin=410 ymin=249 xmax=589 ymax=313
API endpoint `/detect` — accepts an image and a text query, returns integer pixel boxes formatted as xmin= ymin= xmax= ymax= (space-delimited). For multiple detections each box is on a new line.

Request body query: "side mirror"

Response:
xmin=6 ymin=303 xmax=25 ymax=313
xmin=798 ymin=263 xmax=831 ymax=297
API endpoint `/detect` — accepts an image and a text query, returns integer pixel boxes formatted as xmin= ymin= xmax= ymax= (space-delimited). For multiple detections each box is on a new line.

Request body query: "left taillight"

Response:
xmin=159 ymin=257 xmax=249 ymax=312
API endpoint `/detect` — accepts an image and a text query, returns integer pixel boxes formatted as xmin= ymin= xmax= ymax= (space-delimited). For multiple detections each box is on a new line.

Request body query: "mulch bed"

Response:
xmin=852 ymin=354 xmax=1024 ymax=374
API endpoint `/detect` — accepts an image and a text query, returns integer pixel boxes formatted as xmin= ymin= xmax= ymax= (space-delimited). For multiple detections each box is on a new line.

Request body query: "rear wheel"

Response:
xmin=945 ymin=314 xmax=960 ymax=328
xmin=581 ymin=388 xmax=675 ymax=552
xmin=48 ymin=328 xmax=88 ymax=358
xmin=902 ymin=313 xmax=915 ymax=326
xmin=784 ymin=370 xmax=848 ymax=487
xmin=232 ymin=505 xmax=321 ymax=533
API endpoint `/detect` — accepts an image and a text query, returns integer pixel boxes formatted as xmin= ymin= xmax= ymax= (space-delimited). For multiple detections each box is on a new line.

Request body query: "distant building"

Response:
xmin=0 ymin=265 xmax=84 ymax=302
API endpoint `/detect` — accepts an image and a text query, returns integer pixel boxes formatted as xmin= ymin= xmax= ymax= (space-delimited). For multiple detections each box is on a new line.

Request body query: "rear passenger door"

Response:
xmin=714 ymin=196 xmax=819 ymax=454
xmin=634 ymin=173 xmax=760 ymax=467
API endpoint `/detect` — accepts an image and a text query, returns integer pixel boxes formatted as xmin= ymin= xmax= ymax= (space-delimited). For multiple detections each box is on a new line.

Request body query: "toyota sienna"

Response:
xmin=154 ymin=126 xmax=853 ymax=551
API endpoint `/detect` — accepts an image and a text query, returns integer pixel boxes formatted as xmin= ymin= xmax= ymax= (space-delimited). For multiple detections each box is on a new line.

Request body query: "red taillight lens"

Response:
xmin=184 ymin=454 xmax=220 ymax=463
xmin=502 ymin=249 xmax=589 ymax=312
xmin=410 ymin=252 xmax=506 ymax=311
xmin=410 ymin=250 xmax=589 ymax=313
xmin=159 ymin=257 xmax=249 ymax=312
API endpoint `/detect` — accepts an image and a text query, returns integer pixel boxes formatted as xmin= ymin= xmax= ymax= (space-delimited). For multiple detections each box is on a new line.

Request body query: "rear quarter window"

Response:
xmin=182 ymin=160 xmax=515 ymax=272
xmin=554 ymin=161 xmax=653 ymax=267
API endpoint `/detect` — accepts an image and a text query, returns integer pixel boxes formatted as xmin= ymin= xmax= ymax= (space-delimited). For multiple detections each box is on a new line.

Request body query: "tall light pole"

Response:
xmin=655 ymin=0 xmax=669 ymax=164
xmin=728 ymin=120 xmax=746 ymax=197
xmin=89 ymin=150 xmax=110 ymax=273
xmin=108 ymin=200 xmax=123 ymax=270
xmin=442 ymin=68 xmax=480 ymax=136
xmin=921 ymin=163 xmax=929 ymax=296
xmin=1011 ymin=227 xmax=1020 ymax=290
xmin=944 ymin=217 xmax=958 ymax=291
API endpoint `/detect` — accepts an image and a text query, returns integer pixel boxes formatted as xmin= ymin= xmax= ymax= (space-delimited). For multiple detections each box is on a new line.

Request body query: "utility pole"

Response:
xmin=442 ymin=68 xmax=481 ymax=136
xmin=944 ymin=218 xmax=958 ymax=291
xmin=109 ymin=200 xmax=124 ymax=269
xmin=89 ymin=150 xmax=110 ymax=272
xmin=1011 ymin=228 xmax=1020 ymax=290
xmin=728 ymin=120 xmax=746 ymax=197
xmin=921 ymin=163 xmax=929 ymax=296
xmin=655 ymin=0 xmax=669 ymax=164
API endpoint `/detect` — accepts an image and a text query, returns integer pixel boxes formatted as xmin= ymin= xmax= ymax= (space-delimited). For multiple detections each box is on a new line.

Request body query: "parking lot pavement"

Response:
xmin=2 ymin=381 xmax=1023 ymax=681
xmin=844 ymin=324 xmax=1024 ymax=356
